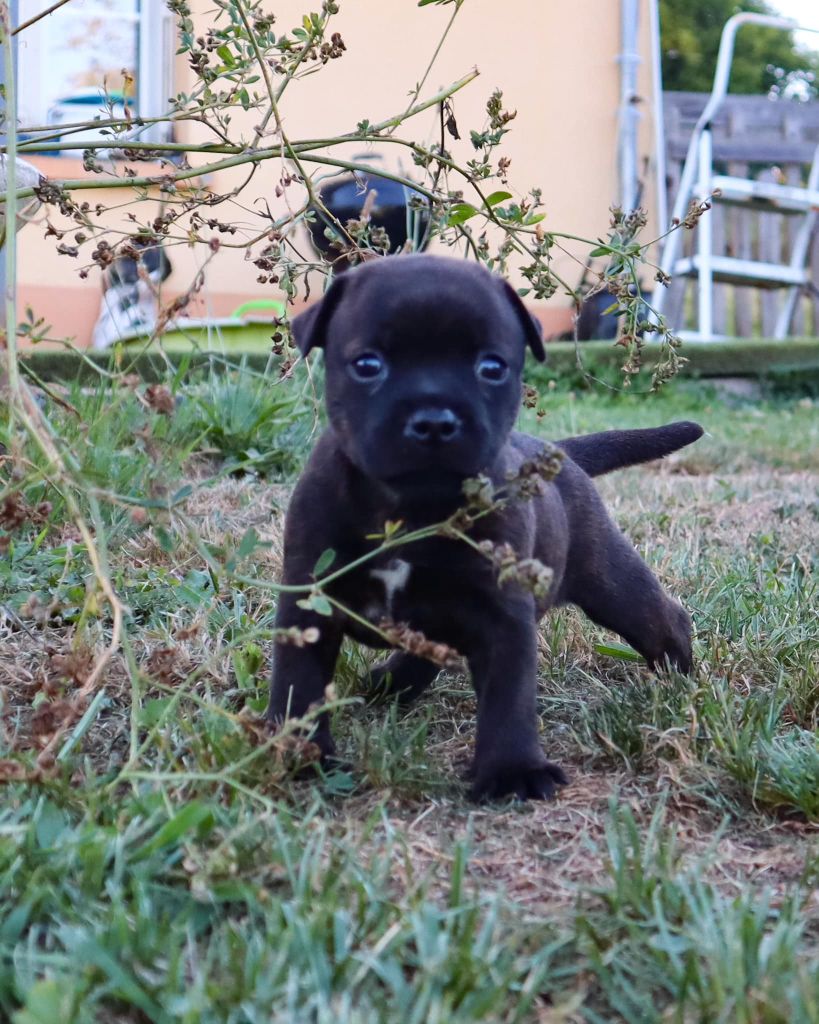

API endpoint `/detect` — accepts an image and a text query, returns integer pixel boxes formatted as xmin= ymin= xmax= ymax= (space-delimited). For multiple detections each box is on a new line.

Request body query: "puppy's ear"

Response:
xmin=291 ymin=275 xmax=348 ymax=356
xmin=498 ymin=280 xmax=546 ymax=363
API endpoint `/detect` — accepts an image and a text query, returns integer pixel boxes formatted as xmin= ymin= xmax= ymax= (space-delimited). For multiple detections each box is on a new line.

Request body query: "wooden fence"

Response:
xmin=663 ymin=92 xmax=819 ymax=337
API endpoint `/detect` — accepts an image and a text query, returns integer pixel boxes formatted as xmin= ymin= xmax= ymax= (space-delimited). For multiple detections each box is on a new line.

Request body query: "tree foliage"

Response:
xmin=660 ymin=0 xmax=819 ymax=96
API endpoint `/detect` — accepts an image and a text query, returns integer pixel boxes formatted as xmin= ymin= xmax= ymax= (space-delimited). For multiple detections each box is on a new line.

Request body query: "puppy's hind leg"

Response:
xmin=368 ymin=652 xmax=440 ymax=705
xmin=567 ymin=527 xmax=693 ymax=673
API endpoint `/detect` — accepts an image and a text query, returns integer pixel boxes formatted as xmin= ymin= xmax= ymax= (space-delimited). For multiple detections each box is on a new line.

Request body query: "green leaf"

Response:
xmin=322 ymin=769 xmax=356 ymax=794
xmin=484 ymin=190 xmax=512 ymax=207
xmin=297 ymin=594 xmax=333 ymax=617
xmin=72 ymin=938 xmax=166 ymax=1019
xmin=313 ymin=548 xmax=336 ymax=577
xmin=594 ymin=641 xmax=643 ymax=662
xmin=136 ymin=802 xmax=215 ymax=859
xmin=238 ymin=88 xmax=250 ymax=111
xmin=237 ymin=526 xmax=260 ymax=561
xmin=446 ymin=202 xmax=479 ymax=227
xmin=171 ymin=483 xmax=193 ymax=504
xmin=232 ymin=642 xmax=264 ymax=689
xmin=155 ymin=526 xmax=175 ymax=553
xmin=139 ymin=697 xmax=173 ymax=729
xmin=649 ymin=932 xmax=695 ymax=954
xmin=1 ymin=901 xmax=32 ymax=944
xmin=209 ymin=879 xmax=259 ymax=902
xmin=34 ymin=800 xmax=68 ymax=849
xmin=13 ymin=979 xmax=76 ymax=1024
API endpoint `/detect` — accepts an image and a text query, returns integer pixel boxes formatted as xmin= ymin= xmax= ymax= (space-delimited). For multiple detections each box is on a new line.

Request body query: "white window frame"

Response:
xmin=138 ymin=0 xmax=175 ymax=142
xmin=16 ymin=0 xmax=174 ymax=146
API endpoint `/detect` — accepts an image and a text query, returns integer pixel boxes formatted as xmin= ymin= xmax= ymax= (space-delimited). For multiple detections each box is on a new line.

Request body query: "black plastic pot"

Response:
xmin=307 ymin=170 xmax=430 ymax=265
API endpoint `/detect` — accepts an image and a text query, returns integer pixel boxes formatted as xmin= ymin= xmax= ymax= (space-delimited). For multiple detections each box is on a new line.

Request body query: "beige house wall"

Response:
xmin=16 ymin=0 xmax=661 ymax=345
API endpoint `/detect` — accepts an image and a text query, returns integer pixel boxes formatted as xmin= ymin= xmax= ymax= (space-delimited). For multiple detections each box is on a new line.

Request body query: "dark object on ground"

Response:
xmin=574 ymin=290 xmax=620 ymax=340
xmin=108 ymin=241 xmax=172 ymax=289
xmin=568 ymin=288 xmax=653 ymax=342
xmin=267 ymin=255 xmax=703 ymax=801
xmin=306 ymin=170 xmax=430 ymax=266
xmin=92 ymin=241 xmax=173 ymax=349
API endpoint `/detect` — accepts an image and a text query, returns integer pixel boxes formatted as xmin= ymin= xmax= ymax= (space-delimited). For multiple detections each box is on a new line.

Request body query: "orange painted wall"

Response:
xmin=14 ymin=1 xmax=660 ymax=346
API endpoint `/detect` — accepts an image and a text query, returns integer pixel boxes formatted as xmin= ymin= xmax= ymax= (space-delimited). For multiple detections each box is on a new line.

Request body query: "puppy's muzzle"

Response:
xmin=403 ymin=407 xmax=463 ymax=445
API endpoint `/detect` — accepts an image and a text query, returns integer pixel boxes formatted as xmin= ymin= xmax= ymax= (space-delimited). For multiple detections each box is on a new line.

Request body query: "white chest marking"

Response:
xmin=369 ymin=558 xmax=412 ymax=618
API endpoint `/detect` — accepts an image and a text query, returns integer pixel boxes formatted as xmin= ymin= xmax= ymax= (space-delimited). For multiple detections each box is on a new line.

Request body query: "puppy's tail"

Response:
xmin=558 ymin=421 xmax=703 ymax=477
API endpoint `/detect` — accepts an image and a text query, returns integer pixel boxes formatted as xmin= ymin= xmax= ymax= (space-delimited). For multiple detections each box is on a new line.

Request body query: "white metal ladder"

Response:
xmin=654 ymin=12 xmax=819 ymax=341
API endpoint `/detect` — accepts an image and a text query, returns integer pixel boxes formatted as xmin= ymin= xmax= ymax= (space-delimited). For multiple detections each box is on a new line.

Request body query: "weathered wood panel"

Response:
xmin=663 ymin=92 xmax=819 ymax=337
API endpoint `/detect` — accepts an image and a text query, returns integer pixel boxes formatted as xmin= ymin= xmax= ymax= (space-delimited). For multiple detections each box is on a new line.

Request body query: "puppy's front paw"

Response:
xmin=267 ymin=709 xmax=336 ymax=761
xmin=469 ymin=757 xmax=568 ymax=802
xmin=270 ymin=724 xmax=356 ymax=783
xmin=368 ymin=653 xmax=439 ymax=706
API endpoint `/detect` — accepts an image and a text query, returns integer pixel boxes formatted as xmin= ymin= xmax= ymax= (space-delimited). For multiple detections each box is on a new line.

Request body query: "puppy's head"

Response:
xmin=292 ymin=255 xmax=544 ymax=505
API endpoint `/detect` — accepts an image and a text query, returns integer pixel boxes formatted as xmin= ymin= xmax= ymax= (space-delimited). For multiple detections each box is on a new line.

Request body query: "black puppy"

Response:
xmin=268 ymin=255 xmax=702 ymax=801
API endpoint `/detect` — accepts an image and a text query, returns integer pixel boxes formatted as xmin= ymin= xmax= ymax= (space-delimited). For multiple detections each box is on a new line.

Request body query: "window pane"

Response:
xmin=47 ymin=0 xmax=139 ymax=109
xmin=17 ymin=0 xmax=139 ymax=126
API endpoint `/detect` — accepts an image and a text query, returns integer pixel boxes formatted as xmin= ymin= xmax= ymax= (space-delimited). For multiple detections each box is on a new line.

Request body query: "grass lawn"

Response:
xmin=1 ymin=366 xmax=818 ymax=1022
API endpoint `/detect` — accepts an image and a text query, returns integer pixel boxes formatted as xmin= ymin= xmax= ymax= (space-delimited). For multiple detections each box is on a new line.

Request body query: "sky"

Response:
xmin=767 ymin=0 xmax=819 ymax=53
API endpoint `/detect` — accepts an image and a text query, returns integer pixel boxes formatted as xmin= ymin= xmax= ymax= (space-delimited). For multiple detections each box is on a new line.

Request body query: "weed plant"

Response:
xmin=2 ymin=371 xmax=818 ymax=1021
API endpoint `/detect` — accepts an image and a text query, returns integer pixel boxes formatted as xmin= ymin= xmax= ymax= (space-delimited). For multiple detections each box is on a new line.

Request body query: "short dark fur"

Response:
xmin=268 ymin=255 xmax=702 ymax=801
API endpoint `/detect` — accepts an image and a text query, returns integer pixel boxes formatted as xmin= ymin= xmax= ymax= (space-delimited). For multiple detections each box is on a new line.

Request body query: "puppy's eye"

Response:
xmin=476 ymin=354 xmax=509 ymax=384
xmin=349 ymin=352 xmax=385 ymax=382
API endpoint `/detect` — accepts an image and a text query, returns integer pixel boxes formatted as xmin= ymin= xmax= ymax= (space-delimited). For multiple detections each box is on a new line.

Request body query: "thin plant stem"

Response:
xmin=12 ymin=0 xmax=71 ymax=34
xmin=0 ymin=72 xmax=480 ymax=204
xmin=388 ymin=0 xmax=465 ymax=134
xmin=1 ymin=14 xmax=125 ymax=769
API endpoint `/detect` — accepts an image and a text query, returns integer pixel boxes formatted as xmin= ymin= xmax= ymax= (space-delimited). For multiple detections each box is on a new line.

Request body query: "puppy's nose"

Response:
xmin=404 ymin=407 xmax=462 ymax=444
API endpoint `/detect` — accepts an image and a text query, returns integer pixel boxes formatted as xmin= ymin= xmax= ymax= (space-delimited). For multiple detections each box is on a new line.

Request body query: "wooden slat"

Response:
xmin=812 ymin=222 xmax=819 ymax=335
xmin=665 ymin=92 xmax=819 ymax=338
xmin=728 ymin=161 xmax=754 ymax=337
xmin=710 ymin=199 xmax=728 ymax=334
xmin=757 ymin=169 xmax=783 ymax=337
xmin=667 ymin=139 xmax=819 ymax=164
xmin=779 ymin=110 xmax=803 ymax=337
xmin=664 ymin=91 xmax=819 ymax=133
xmin=784 ymin=163 xmax=805 ymax=335
xmin=671 ymin=203 xmax=693 ymax=331
xmin=663 ymin=151 xmax=687 ymax=331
